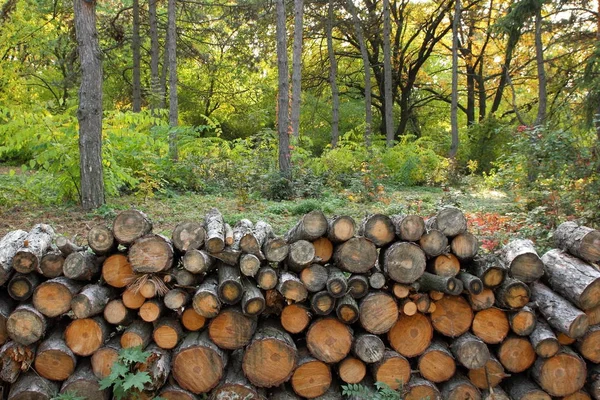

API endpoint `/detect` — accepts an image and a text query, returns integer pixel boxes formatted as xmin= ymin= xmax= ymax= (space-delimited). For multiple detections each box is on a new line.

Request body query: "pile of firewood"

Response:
xmin=0 ymin=206 xmax=599 ymax=400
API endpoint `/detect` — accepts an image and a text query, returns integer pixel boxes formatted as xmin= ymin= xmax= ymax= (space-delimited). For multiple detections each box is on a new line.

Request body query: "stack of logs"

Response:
xmin=0 ymin=207 xmax=599 ymax=400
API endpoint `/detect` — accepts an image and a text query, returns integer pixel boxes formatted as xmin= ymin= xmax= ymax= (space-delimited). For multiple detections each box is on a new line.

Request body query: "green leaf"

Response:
xmin=122 ymin=371 xmax=152 ymax=392
xmin=118 ymin=345 xmax=150 ymax=365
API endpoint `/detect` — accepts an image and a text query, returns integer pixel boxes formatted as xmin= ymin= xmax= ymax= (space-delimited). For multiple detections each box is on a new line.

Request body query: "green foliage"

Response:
xmin=52 ymin=393 xmax=85 ymax=400
xmin=98 ymin=346 xmax=153 ymax=400
xmin=466 ymin=117 xmax=513 ymax=173
xmin=341 ymin=381 xmax=406 ymax=400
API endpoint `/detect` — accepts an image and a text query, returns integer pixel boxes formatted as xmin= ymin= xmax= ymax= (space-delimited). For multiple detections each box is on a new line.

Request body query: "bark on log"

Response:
xmin=121 ymin=320 xmax=153 ymax=349
xmin=129 ymin=234 xmax=174 ymax=273
xmin=313 ymin=237 xmax=333 ymax=263
xmin=426 ymin=207 xmax=468 ymax=237
xmin=55 ymin=235 xmax=85 ymax=256
xmin=500 ymin=239 xmax=544 ymax=283
xmin=287 ymin=240 xmax=315 ymax=272
xmin=241 ymin=220 xmax=272 ymax=258
xmin=153 ymin=317 xmax=184 ymax=349
xmin=182 ymin=249 xmax=215 ymax=275
xmin=159 ymin=384 xmax=201 ymax=400
xmin=472 ymin=307 xmax=509 ymax=344
xmin=451 ymin=232 xmax=479 ymax=261
xmin=371 ymin=349 xmax=411 ymax=390
xmin=359 ymin=291 xmax=398 ymax=334
xmin=285 ymin=210 xmax=328 ymax=243
xmin=12 ymin=224 xmax=55 ymax=274
xmin=440 ymin=373 xmax=481 ymax=400
xmin=327 ymin=216 xmax=356 ymax=243
xmin=0 ymin=340 xmax=36 ymax=383
xmin=405 ymin=376 xmax=442 ymax=400
xmin=585 ymin=304 xmax=600 ymax=326
xmin=451 ymin=331 xmax=490 ymax=369
xmin=469 ymin=288 xmax=496 ymax=311
xmin=8 ymin=272 xmax=40 ymax=301
xmin=241 ymin=280 xmax=265 ymax=316
xmin=8 ymin=371 xmax=59 ymax=400
xmin=382 ymin=242 xmax=426 ymax=283
xmin=351 ymin=332 xmax=384 ymax=363
xmin=311 ymin=290 xmax=335 ymax=315
xmin=576 ymin=324 xmax=600 ymax=362
xmin=504 ymin=375 xmax=551 ymax=400
xmin=172 ymin=221 xmax=205 ymax=252
xmin=300 ymin=264 xmax=328 ymax=292
xmin=38 ymin=251 xmax=65 ymax=278
xmin=417 ymin=272 xmax=462 ymax=295
xmin=181 ymin=307 xmax=206 ymax=331
xmin=0 ymin=296 xmax=13 ymax=345
xmin=0 ymin=230 xmax=28 ymax=285
xmin=87 ymin=225 xmax=116 ymax=255
xmin=509 ymin=305 xmax=537 ymax=336
xmin=326 ymin=267 xmax=347 ymax=298
xmin=263 ymin=237 xmax=289 ymax=263
xmin=208 ymin=306 xmax=256 ymax=350
xmin=34 ymin=328 xmax=76 ymax=381
xmin=212 ymin=349 xmax=263 ymax=400
xmin=347 ymin=274 xmax=369 ymax=299
xmin=103 ymin=298 xmax=135 ymax=325
xmin=337 ymin=356 xmax=366 ymax=384
xmin=306 ymin=318 xmax=352 ymax=363
xmin=240 ymin=253 xmax=261 ymax=277
xmin=113 ymin=209 xmax=152 ymax=245
xmin=417 ymin=339 xmax=456 ymax=383
xmin=333 ymin=237 xmax=377 ymax=273
xmin=204 ymin=208 xmax=226 ymax=253
xmin=431 ymin=253 xmax=461 ymax=277
xmin=65 ymin=316 xmax=110 ymax=356
xmin=419 ymin=229 xmax=448 ymax=258
xmin=139 ymin=298 xmax=165 ymax=322
xmin=497 ymin=335 xmax=536 ymax=373
xmin=388 ymin=313 xmax=432 ymax=358
xmin=336 ymin=294 xmax=359 ymax=324
xmin=71 ymin=283 xmax=114 ymax=319
xmin=256 ymin=265 xmax=278 ymax=290
xmin=469 ymin=254 xmax=507 ymax=289
xmin=458 ymin=271 xmax=483 ymax=294
xmin=587 ymin=365 xmax=600 ymax=400
xmin=218 ymin=264 xmax=243 ymax=305
xmin=281 ymin=303 xmax=311 ymax=334
xmin=277 ymin=271 xmax=308 ymax=302
xmin=7 ymin=303 xmax=46 ymax=345
xmin=224 ymin=223 xmax=234 ymax=246
xmin=554 ymin=221 xmax=600 ymax=263
xmin=90 ymin=336 xmax=121 ymax=379
xmin=430 ymin=295 xmax=473 ymax=337
xmin=530 ymin=317 xmax=559 ymax=358
xmin=60 ymin=359 xmax=108 ymax=400
xmin=164 ymin=288 xmax=191 ymax=310
xmin=531 ymin=346 xmax=587 ymax=397
xmin=391 ymin=214 xmax=425 ymax=242
xmin=468 ymin=355 xmax=507 ymax=389
xmin=531 ymin=282 xmax=589 ymax=339
xmin=138 ymin=343 xmax=171 ymax=391
xmin=63 ymin=251 xmax=101 ymax=281
xmin=358 ymin=214 xmax=395 ymax=247
xmin=291 ymin=348 xmax=332 ymax=398
xmin=192 ymin=276 xmax=221 ymax=318
xmin=495 ymin=276 xmax=531 ymax=309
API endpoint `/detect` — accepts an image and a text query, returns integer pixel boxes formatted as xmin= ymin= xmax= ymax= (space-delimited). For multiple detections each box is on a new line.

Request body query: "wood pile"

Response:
xmin=0 ymin=208 xmax=599 ymax=399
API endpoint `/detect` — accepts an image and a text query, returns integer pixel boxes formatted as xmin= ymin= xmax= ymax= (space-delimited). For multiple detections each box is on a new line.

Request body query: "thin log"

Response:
xmin=281 ymin=303 xmax=311 ymax=334
xmin=38 ymin=251 xmax=65 ymax=278
xmin=495 ymin=276 xmax=531 ymax=309
xmin=426 ymin=207 xmax=468 ymax=237
xmin=509 ymin=305 xmax=537 ymax=336
xmin=451 ymin=331 xmax=490 ymax=369
xmin=218 ymin=264 xmax=243 ymax=305
xmin=287 ymin=240 xmax=315 ymax=272
xmin=71 ymin=283 xmax=115 ymax=319
xmin=192 ymin=276 xmax=221 ymax=318
xmin=405 ymin=376 xmax=442 ymax=400
xmin=391 ymin=214 xmax=425 ymax=242
xmin=164 ymin=288 xmax=191 ymax=310
xmin=347 ymin=274 xmax=369 ymax=299
xmin=530 ymin=317 xmax=560 ymax=358
xmin=504 ymin=375 xmax=551 ymax=400
xmin=103 ymin=299 xmax=135 ymax=325
xmin=8 ymin=272 xmax=40 ymax=301
xmin=291 ymin=348 xmax=332 ymax=398
xmin=306 ymin=317 xmax=352 ymax=363
xmin=472 ymin=307 xmax=510 ymax=344
xmin=263 ymin=237 xmax=289 ymax=263
xmin=576 ymin=324 xmax=600 ymax=363
xmin=313 ymin=236 xmax=333 ymax=263
xmin=417 ymin=272 xmax=462 ymax=295
xmin=12 ymin=224 xmax=55 ymax=274
xmin=417 ymin=339 xmax=457 ymax=383
xmin=7 ymin=303 xmax=46 ymax=345
xmin=388 ymin=312 xmax=432 ymax=358
xmin=90 ymin=336 xmax=120 ymax=379
xmin=311 ymin=290 xmax=335 ymax=316
xmin=497 ymin=335 xmax=536 ymax=373
xmin=300 ymin=263 xmax=328 ymax=292
xmin=337 ymin=356 xmax=366 ymax=384
xmin=371 ymin=349 xmax=411 ymax=390
xmin=129 ymin=234 xmax=174 ymax=273
xmin=359 ymin=291 xmax=398 ymax=334
xmin=352 ymin=332 xmax=385 ymax=363
xmin=277 ymin=271 xmax=308 ymax=302
xmin=469 ymin=254 xmax=507 ymax=289
xmin=458 ymin=271 xmax=483 ymax=294
xmin=256 ymin=265 xmax=278 ymax=290
xmin=181 ymin=307 xmax=206 ymax=331
xmin=153 ymin=317 xmax=184 ymax=350
xmin=500 ymin=239 xmax=544 ymax=283
xmin=451 ymin=232 xmax=479 ymax=261
xmin=336 ymin=294 xmax=359 ymax=324
xmin=468 ymin=355 xmax=508 ymax=389
xmin=212 ymin=349 xmax=263 ymax=399
xmin=440 ymin=373 xmax=481 ymax=400
xmin=419 ymin=229 xmax=448 ymax=257
xmin=333 ymin=237 xmax=377 ymax=273
xmin=241 ymin=280 xmax=265 ymax=316
xmin=430 ymin=295 xmax=473 ymax=337
xmin=121 ymin=320 xmax=153 ymax=349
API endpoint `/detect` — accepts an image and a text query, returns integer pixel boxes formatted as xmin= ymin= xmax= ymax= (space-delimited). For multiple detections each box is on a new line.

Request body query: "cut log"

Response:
xmin=333 ymin=237 xmax=377 ymax=273
xmin=172 ymin=221 xmax=205 ymax=252
xmin=12 ymin=224 xmax=55 ymax=274
xmin=327 ymin=216 xmax=356 ymax=243
xmin=400 ymin=298 xmax=418 ymax=316
xmin=587 ymin=365 xmax=600 ymax=400
xmin=291 ymin=349 xmax=332 ymax=398
xmin=412 ymin=292 xmax=431 ymax=313
xmin=173 ymin=330 xmax=228 ymax=394
xmin=7 ymin=303 xmax=46 ymax=345
xmin=55 ymin=235 xmax=85 ymax=256
xmin=531 ymin=346 xmax=587 ymax=397
xmin=368 ymin=269 xmax=386 ymax=290
xmin=164 ymin=288 xmax=191 ymax=310
xmin=337 ymin=356 xmax=366 ymax=384
xmin=87 ymin=225 xmax=116 ymax=255
xmin=382 ymin=242 xmax=426 ymax=283
xmin=103 ymin=299 xmax=135 ymax=325
xmin=451 ymin=331 xmax=490 ymax=369
xmin=281 ymin=303 xmax=311 ymax=334
xmin=417 ymin=272 xmax=462 ymax=295
xmin=469 ymin=254 xmax=507 ymax=289
xmin=129 ymin=234 xmax=174 ymax=273
xmin=554 ymin=221 xmax=600 ymax=263
xmin=34 ymin=328 xmax=76 ymax=381
xmin=576 ymin=324 xmax=600 ymax=362
xmin=137 ymin=343 xmax=171 ymax=392
xmin=240 ymin=253 xmax=261 ymax=277
xmin=391 ymin=214 xmax=425 ymax=242
xmin=0 ymin=230 xmax=28 ymax=285
xmin=0 ymin=296 xmax=13 ymax=345
xmin=388 ymin=313 xmax=432 ymax=358
xmin=204 ymin=209 xmax=226 ymax=254
xmin=504 ymin=375 xmax=551 ymax=400
xmin=530 ymin=317 xmax=559 ymax=358
xmin=65 ymin=316 xmax=110 ymax=356
xmin=336 ymin=294 xmax=359 ymax=324
xmin=472 ymin=307 xmax=509 ymax=344
xmin=218 ymin=264 xmax=243 ymax=304
xmin=256 ymin=266 xmax=278 ymax=290
xmin=531 ymin=282 xmax=589 ymax=339
xmin=347 ymin=274 xmax=369 ymax=299
xmin=431 ymin=253 xmax=461 ymax=277
xmin=139 ymin=298 xmax=165 ymax=322
xmin=468 ymin=355 xmax=507 ymax=389
xmin=497 ymin=335 xmax=536 ymax=373
xmin=121 ymin=320 xmax=153 ymax=349
xmin=71 ymin=284 xmax=115 ymax=319
xmin=426 ymin=207 xmax=468 ymax=237
xmin=311 ymin=290 xmax=335 ymax=315
xmin=153 ymin=317 xmax=184 ymax=349
xmin=419 ymin=229 xmax=448 ymax=258
xmin=326 ymin=267 xmax=347 ymax=298
xmin=8 ymin=371 xmax=59 ymax=400
xmin=585 ymin=304 xmax=600 ymax=326
xmin=451 ymin=232 xmax=479 ymax=261
xmin=241 ymin=220 xmax=272 ymax=257
xmin=181 ymin=307 xmax=206 ymax=331
xmin=541 ymin=249 xmax=600 ymax=310
xmin=417 ymin=339 xmax=456 ymax=383
xmin=359 ymin=291 xmax=398 ymax=334
xmin=495 ymin=276 xmax=531 ymax=309
xmin=8 ymin=273 xmax=40 ymax=301
xmin=306 ymin=318 xmax=352 ymax=363
xmin=405 ymin=376 xmax=442 ymax=400
xmin=63 ymin=251 xmax=101 ymax=281
xmin=430 ymin=295 xmax=473 ymax=337
xmin=38 ymin=251 xmax=65 ymax=278
xmin=159 ymin=384 xmax=201 ymax=400
xmin=263 ymin=237 xmax=289 ymax=263
xmin=139 ymin=279 xmax=157 ymax=298
xmin=102 ymin=254 xmax=135 ymax=288
xmin=113 ymin=209 xmax=152 ymax=245
xmin=60 ymin=359 xmax=108 ymax=400
xmin=563 ymin=390 xmax=593 ymax=400
xmin=192 ymin=276 xmax=221 ymax=318
xmin=91 ymin=336 xmax=121 ymax=379
xmin=212 ymin=349 xmax=263 ymax=399
xmin=500 ymin=239 xmax=544 ymax=283
xmin=242 ymin=322 xmax=297 ymax=387
xmin=122 ymin=286 xmax=146 ymax=309
xmin=313 ymin=237 xmax=333 ymax=263
xmin=440 ymin=373 xmax=481 ymax=400
xmin=277 ymin=271 xmax=308 ymax=302
xmin=558 ymin=332 xmax=576 ymax=345
xmin=285 ymin=210 xmax=328 ymax=242
xmin=209 ymin=306 xmax=256 ymax=350
xmin=351 ymin=332 xmax=384 ymax=363
xmin=168 ymin=268 xmax=199 ymax=287
xmin=225 ymin=223 xmax=234 ymax=246
xmin=392 ymin=283 xmax=411 ymax=299
xmin=458 ymin=271 xmax=483 ymax=294
xmin=287 ymin=240 xmax=315 ymax=272
xmin=300 ymin=264 xmax=328 ymax=292
xmin=0 ymin=340 xmax=36 ymax=383
xmin=358 ymin=214 xmax=395 ymax=247
xmin=371 ymin=349 xmax=411 ymax=390
xmin=182 ymin=249 xmax=215 ymax=275
xmin=241 ymin=280 xmax=265 ymax=316
xmin=509 ymin=305 xmax=537 ymax=336
xmin=469 ymin=288 xmax=496 ymax=311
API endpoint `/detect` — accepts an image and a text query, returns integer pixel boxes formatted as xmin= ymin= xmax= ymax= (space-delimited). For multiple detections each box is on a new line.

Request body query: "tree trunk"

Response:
xmin=300 ymin=263 xmax=328 ymax=292
xmin=290 ymin=0 xmax=303 ymax=139
xmin=534 ymin=4 xmax=546 ymax=126
xmin=430 ymin=295 xmax=473 ymax=337
xmin=121 ymin=320 xmax=153 ymax=349
xmin=34 ymin=328 xmax=77 ymax=381
xmin=554 ymin=221 xmax=600 ymax=263
xmin=382 ymin=242 xmax=426 ymax=284
xmin=508 ymin=305 xmax=536 ymax=336
xmin=451 ymin=331 xmax=490 ymax=369
xmin=494 ymin=276 xmax=530 ymax=309
xmin=383 ymin=0 xmax=394 ymax=147
xmin=419 ymin=229 xmax=448 ymax=258
xmin=276 ymin=0 xmax=291 ymax=178
xmin=12 ymin=224 xmax=54 ymax=274
xmin=132 ymin=0 xmax=141 ymax=112
xmin=472 ymin=307 xmax=509 ymax=344
xmin=172 ymin=221 xmax=205 ymax=252
xmin=530 ymin=317 xmax=559 ymax=358
xmin=326 ymin=0 xmax=340 ymax=148
xmin=74 ymin=0 xmax=104 ymax=210
xmin=102 ymin=254 xmax=135 ymax=288
xmin=104 ymin=298 xmax=135 ymax=325
xmin=192 ymin=276 xmax=221 ymax=318
xmin=148 ymin=0 xmax=160 ymax=111
xmin=449 ymin=0 xmax=460 ymax=159
xmin=71 ymin=283 xmax=115 ymax=319
xmin=129 ymin=234 xmax=174 ymax=273
xmin=167 ymin=0 xmax=178 ymax=160
xmin=497 ymin=335 xmax=536 ymax=373
xmin=208 ymin=307 xmax=256 ymax=350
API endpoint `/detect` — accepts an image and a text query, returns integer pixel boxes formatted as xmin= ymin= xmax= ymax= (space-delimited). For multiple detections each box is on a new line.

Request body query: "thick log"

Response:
xmin=419 ymin=229 xmax=448 ymax=257
xmin=113 ymin=209 xmax=153 ymax=245
xmin=358 ymin=214 xmax=395 ymax=247
xmin=103 ymin=299 xmax=135 ymax=325
xmin=300 ymin=263 xmax=328 ymax=292
xmin=504 ymin=375 xmax=551 ymax=400
xmin=243 ymin=322 xmax=297 ymax=388
xmin=336 ymin=294 xmax=359 ymax=324
xmin=371 ymin=349 xmax=411 ymax=390
xmin=554 ymin=221 xmax=600 ymax=263
xmin=431 ymin=253 xmax=461 ymax=277
xmin=192 ymin=276 xmax=221 ymax=318
xmin=263 ymin=237 xmax=289 ymax=263
xmin=576 ymin=324 xmax=600 ymax=362
xmin=173 ymin=330 xmax=228 ymax=394
xmin=426 ymin=207 xmax=468 ymax=237
xmin=532 ymin=346 xmax=587 ymax=397
xmin=468 ymin=355 xmax=507 ymax=389
xmin=139 ymin=298 xmax=165 ymax=322
xmin=90 ymin=336 xmax=121 ymax=379
xmin=440 ymin=373 xmax=481 ymax=400
xmin=87 ymin=225 xmax=116 ymax=255
xmin=391 ymin=214 xmax=425 ymax=242
xmin=458 ymin=271 xmax=483 ymax=294
xmin=12 ymin=224 xmax=55 ymax=274
xmin=153 ymin=317 xmax=184 ymax=349
xmin=129 ymin=234 xmax=174 ymax=273
xmin=0 ymin=230 xmax=28 ymax=285
xmin=183 ymin=249 xmax=215 ymax=275
xmin=71 ymin=283 xmax=115 ymax=319
xmin=159 ymin=384 xmax=201 ymax=400
xmin=495 ymin=276 xmax=530 ymax=309
xmin=541 ymin=249 xmax=600 ymax=310
xmin=8 ymin=371 xmax=59 ymax=400
xmin=306 ymin=318 xmax=352 ymax=363
xmin=65 ymin=316 xmax=110 ymax=356
xmin=0 ymin=296 xmax=13 ymax=345
xmin=359 ymin=291 xmax=398 ymax=334
xmin=287 ymin=240 xmax=315 ymax=272
xmin=451 ymin=331 xmax=490 ymax=369
xmin=585 ymin=304 xmax=600 ymax=326
xmin=8 ymin=272 xmax=40 ymax=301
xmin=337 ymin=356 xmax=366 ymax=384
xmin=181 ymin=307 xmax=206 ymax=331
xmin=164 ymin=288 xmax=191 ymax=310
xmin=313 ymin=237 xmax=333 ymax=263
xmin=212 ymin=349 xmax=263 ymax=399
xmin=417 ymin=339 xmax=456 ymax=383
xmin=531 ymin=282 xmax=589 ymax=339
xmin=240 ymin=253 xmax=261 ymax=277
xmin=209 ymin=307 xmax=256 ymax=350
xmin=35 ymin=330 xmax=75 ymax=381
xmin=469 ymin=288 xmax=496 ymax=311
xmin=0 ymin=340 xmax=36 ymax=383
xmin=60 ymin=359 xmax=108 ymax=400
xmin=382 ymin=241 xmax=426 ymax=283
xmin=285 ymin=210 xmax=328 ymax=243
xmin=122 ymin=286 xmax=146 ymax=309
xmin=347 ymin=274 xmax=369 ymax=299
xmin=327 ymin=215 xmax=356 ymax=243
xmin=218 ymin=264 xmax=243 ymax=305
xmin=351 ymin=332 xmax=384 ymax=363
xmin=500 ymin=239 xmax=544 ymax=282
xmin=587 ymin=365 xmax=600 ymax=400
xmin=63 ymin=251 xmax=101 ymax=281
xmin=7 ymin=303 xmax=46 ymax=345
xmin=38 ymin=251 xmax=65 ymax=278
xmin=281 ymin=303 xmax=311 ymax=334
xmin=509 ymin=305 xmax=537 ymax=336
xmin=277 ymin=271 xmax=308 ymax=302
xmin=241 ymin=280 xmax=265 ymax=316
xmin=430 ymin=295 xmax=473 ymax=337
xmin=451 ymin=232 xmax=479 ymax=260
xmin=138 ymin=343 xmax=171 ymax=391
xmin=121 ymin=320 xmax=153 ymax=349
xmin=101 ymin=253 xmax=135 ymax=288
xmin=172 ymin=221 xmax=205 ymax=252
xmin=563 ymin=390 xmax=593 ymax=400
xmin=326 ymin=267 xmax=347 ymax=298
xmin=388 ymin=313 xmax=432 ymax=358
xmin=472 ymin=307 xmax=509 ymax=344
xmin=469 ymin=254 xmax=507 ymax=289
xmin=333 ymin=237 xmax=377 ymax=273
xmin=530 ymin=317 xmax=559 ymax=358
xmin=405 ymin=376 xmax=442 ymax=400
xmin=241 ymin=220 xmax=272 ymax=257
xmin=291 ymin=349 xmax=332 ymax=398
xmin=256 ymin=266 xmax=278 ymax=290
xmin=417 ymin=272 xmax=462 ymax=295
xmin=497 ymin=335 xmax=536 ymax=373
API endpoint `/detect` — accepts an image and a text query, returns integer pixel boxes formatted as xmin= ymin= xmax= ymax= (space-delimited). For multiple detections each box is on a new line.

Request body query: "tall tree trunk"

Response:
xmin=477 ymin=62 xmax=486 ymax=121
xmin=276 ymin=0 xmax=291 ymax=178
xmin=167 ymin=0 xmax=178 ymax=161
xmin=149 ymin=0 xmax=160 ymax=111
xmin=326 ymin=0 xmax=339 ymax=148
xmin=596 ymin=0 xmax=600 ymax=143
xmin=290 ymin=0 xmax=303 ymax=139
xmin=132 ymin=0 xmax=141 ymax=112
xmin=160 ymin=29 xmax=169 ymax=110
xmin=490 ymin=31 xmax=519 ymax=115
xmin=74 ymin=0 xmax=105 ymax=210
xmin=383 ymin=0 xmax=394 ymax=147
xmin=449 ymin=0 xmax=460 ymax=159
xmin=465 ymin=31 xmax=475 ymax=126
xmin=534 ymin=5 xmax=546 ymax=126
xmin=346 ymin=0 xmax=372 ymax=147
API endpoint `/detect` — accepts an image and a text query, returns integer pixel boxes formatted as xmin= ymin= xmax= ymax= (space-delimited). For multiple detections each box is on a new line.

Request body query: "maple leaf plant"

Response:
xmin=98 ymin=346 xmax=153 ymax=400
